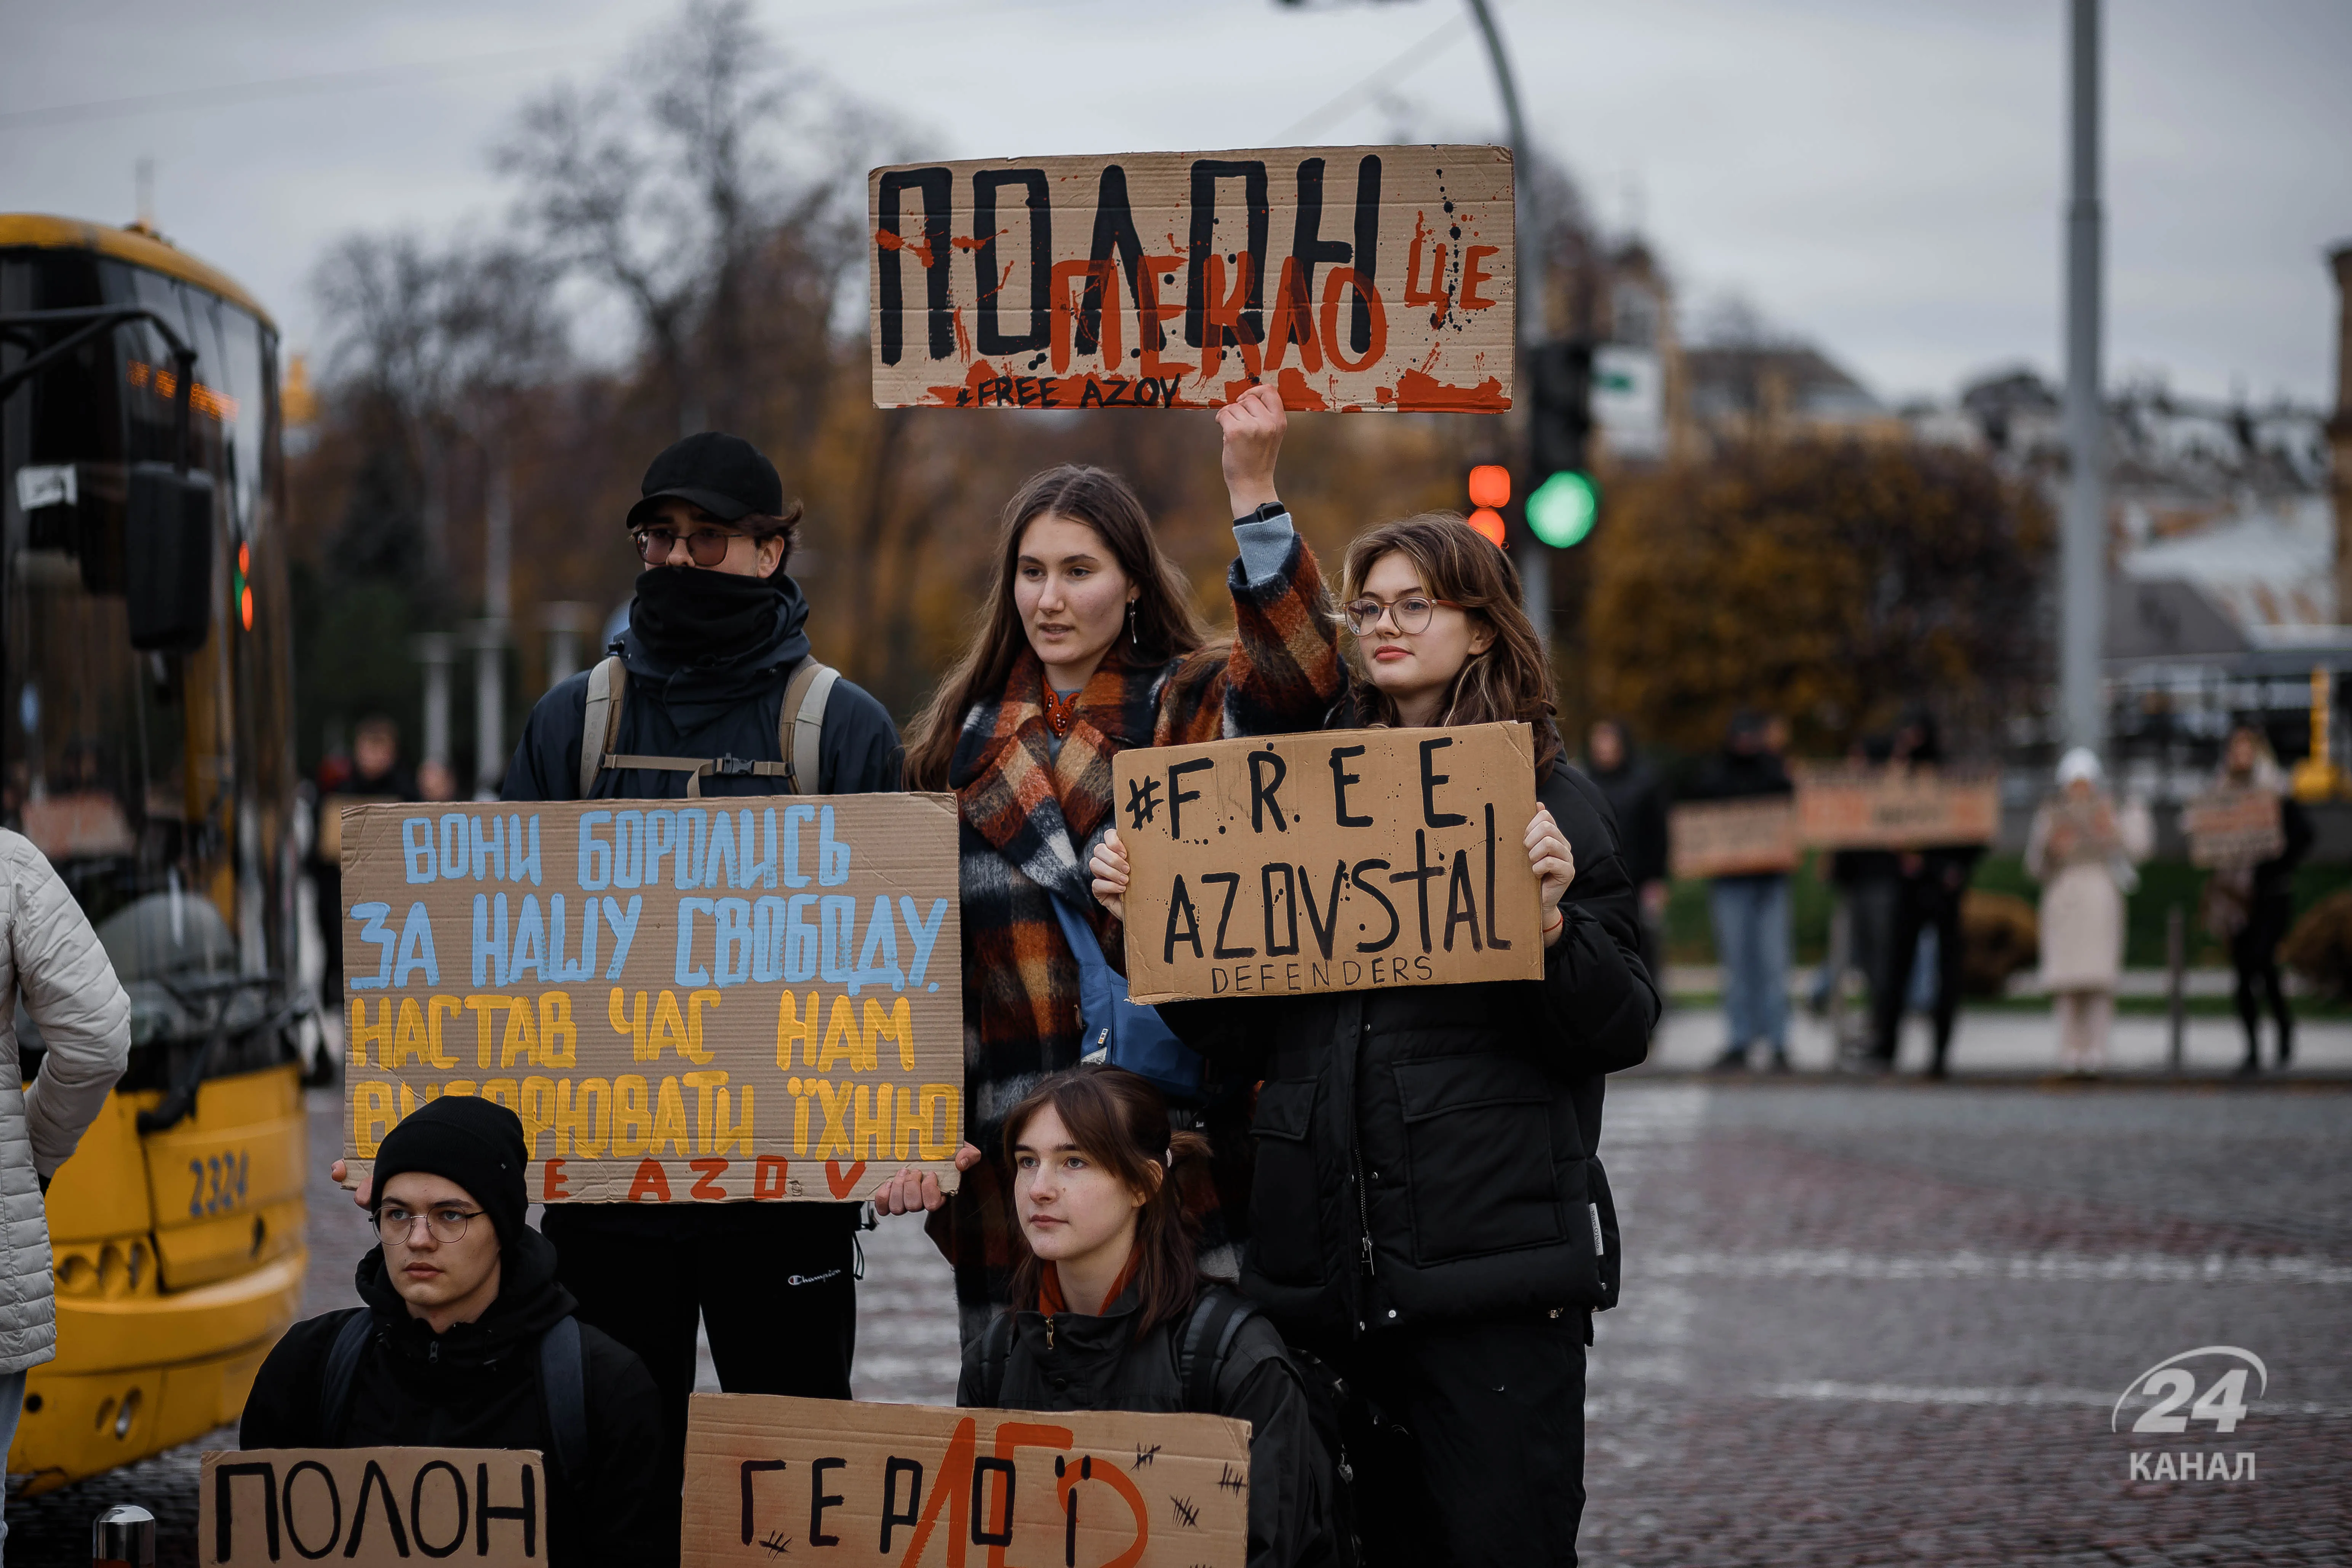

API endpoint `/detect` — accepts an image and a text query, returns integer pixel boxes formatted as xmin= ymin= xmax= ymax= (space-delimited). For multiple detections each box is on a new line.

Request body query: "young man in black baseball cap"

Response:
xmin=246 ymin=1097 xmax=667 ymax=1568
xmin=501 ymin=430 xmax=900 ymax=1539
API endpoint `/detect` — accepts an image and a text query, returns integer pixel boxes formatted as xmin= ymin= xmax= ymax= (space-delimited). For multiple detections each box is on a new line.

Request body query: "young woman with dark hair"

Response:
xmin=960 ymin=1066 xmax=1332 ymax=1568
xmin=1091 ymin=512 xmax=1658 ymax=1568
xmin=878 ymin=386 xmax=1345 ymax=1338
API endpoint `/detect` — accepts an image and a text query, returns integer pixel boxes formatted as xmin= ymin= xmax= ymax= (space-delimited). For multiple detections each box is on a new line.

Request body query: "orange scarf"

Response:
xmin=1038 ymin=1251 xmax=1140 ymax=1318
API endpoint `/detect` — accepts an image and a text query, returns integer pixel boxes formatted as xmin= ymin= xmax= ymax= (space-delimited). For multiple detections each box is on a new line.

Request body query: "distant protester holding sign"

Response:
xmin=893 ymin=384 xmax=1343 ymax=1336
xmin=1091 ymin=514 xmax=1656 ymax=1568
xmin=2204 ymin=725 xmax=2312 ymax=1073
xmin=246 ymin=1097 xmax=667 ymax=1567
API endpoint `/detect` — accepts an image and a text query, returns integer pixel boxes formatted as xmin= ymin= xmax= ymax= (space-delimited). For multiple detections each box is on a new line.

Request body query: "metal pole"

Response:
xmin=475 ymin=460 xmax=513 ymax=799
xmin=2061 ymin=0 xmax=2106 ymax=756
xmin=1465 ymin=0 xmax=1549 ymax=641
xmin=93 ymin=1502 xmax=157 ymax=1566
xmin=2165 ymin=901 xmax=2185 ymax=1073
xmin=411 ymin=633 xmax=454 ymax=775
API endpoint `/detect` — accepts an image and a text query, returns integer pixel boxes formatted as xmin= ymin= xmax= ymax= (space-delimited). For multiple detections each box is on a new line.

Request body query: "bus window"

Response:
xmin=2 ymin=246 xmax=297 ymax=1095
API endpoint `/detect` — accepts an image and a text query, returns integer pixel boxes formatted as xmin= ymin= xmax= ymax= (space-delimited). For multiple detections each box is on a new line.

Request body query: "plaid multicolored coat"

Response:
xmin=931 ymin=530 xmax=1342 ymax=1335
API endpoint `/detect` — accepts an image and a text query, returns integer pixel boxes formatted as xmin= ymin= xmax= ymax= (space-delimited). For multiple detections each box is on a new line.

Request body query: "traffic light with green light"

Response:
xmin=1527 ymin=339 xmax=1599 ymax=548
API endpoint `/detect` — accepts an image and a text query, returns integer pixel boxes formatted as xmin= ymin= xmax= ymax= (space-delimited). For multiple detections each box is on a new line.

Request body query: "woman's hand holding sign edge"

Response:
xmin=875 ymin=1143 xmax=983 ymax=1216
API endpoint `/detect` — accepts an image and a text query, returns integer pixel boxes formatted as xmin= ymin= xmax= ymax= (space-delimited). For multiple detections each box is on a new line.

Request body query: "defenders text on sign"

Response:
xmin=1113 ymin=724 xmax=1544 ymax=1005
xmin=339 ymin=797 xmax=964 ymax=1205
xmin=868 ymin=145 xmax=1513 ymax=413
xmin=683 ymin=1393 xmax=1248 ymax=1568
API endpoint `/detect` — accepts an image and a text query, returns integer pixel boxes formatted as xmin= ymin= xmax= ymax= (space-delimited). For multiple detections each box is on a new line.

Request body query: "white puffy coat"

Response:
xmin=0 ymin=829 xmax=131 ymax=1372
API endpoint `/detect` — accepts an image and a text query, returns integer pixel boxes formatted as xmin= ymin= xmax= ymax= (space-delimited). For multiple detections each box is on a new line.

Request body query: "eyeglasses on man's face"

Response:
xmin=374 ymin=1203 xmax=485 ymax=1245
xmin=632 ymin=524 xmax=745 ymax=567
xmin=1343 ymin=594 xmax=1463 ymax=636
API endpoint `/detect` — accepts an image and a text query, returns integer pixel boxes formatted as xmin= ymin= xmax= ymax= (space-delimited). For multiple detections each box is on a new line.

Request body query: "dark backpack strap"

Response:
xmin=1178 ymin=1287 xmax=1257 ymax=1414
xmin=539 ymin=1315 xmax=588 ymax=1486
xmin=976 ymin=1311 xmax=1017 ymax=1408
xmin=316 ymin=1309 xmax=376 ymax=1442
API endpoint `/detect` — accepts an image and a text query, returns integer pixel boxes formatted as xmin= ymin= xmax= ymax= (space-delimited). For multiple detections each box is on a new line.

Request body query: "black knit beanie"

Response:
xmin=369 ymin=1096 xmax=530 ymax=1252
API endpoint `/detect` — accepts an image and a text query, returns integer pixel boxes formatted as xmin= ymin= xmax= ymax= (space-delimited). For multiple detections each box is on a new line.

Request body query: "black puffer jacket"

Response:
xmin=500 ymin=573 xmax=901 ymax=802
xmin=961 ymin=1284 xmax=1332 ymax=1568
xmin=240 ymin=1229 xmax=667 ymax=1568
xmin=1161 ymin=753 xmax=1656 ymax=1336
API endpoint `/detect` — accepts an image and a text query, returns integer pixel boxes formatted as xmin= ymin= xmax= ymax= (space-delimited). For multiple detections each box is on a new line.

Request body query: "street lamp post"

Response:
xmin=2061 ymin=0 xmax=2106 ymax=757
xmin=1464 ymin=0 xmax=1548 ymax=641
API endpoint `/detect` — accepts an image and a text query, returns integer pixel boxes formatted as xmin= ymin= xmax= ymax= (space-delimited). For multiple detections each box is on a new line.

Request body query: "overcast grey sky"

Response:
xmin=5 ymin=0 xmax=2346 ymax=407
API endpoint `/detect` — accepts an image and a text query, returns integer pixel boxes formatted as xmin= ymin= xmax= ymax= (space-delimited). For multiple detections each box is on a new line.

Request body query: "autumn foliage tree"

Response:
xmin=1586 ymin=439 xmax=2054 ymax=757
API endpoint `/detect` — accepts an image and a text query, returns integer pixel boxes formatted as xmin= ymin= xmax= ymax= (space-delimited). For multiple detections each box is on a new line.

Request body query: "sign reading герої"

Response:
xmin=868 ymin=145 xmax=1514 ymax=413
xmin=1111 ymin=724 xmax=1543 ymax=1004
xmin=683 ymin=1394 xmax=1248 ymax=1568
xmin=338 ymin=797 xmax=964 ymax=1205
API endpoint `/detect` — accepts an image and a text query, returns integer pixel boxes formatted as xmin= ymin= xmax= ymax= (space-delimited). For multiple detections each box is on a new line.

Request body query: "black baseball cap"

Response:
xmin=625 ymin=432 xmax=785 ymax=529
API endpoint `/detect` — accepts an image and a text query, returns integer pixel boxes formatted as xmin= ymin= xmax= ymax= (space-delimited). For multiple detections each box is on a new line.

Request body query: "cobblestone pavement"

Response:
xmin=14 ymin=1079 xmax=2347 ymax=1565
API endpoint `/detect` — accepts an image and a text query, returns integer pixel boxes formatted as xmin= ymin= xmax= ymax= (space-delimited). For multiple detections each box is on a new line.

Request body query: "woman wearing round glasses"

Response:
xmin=1090 ymin=512 xmax=1657 ymax=1568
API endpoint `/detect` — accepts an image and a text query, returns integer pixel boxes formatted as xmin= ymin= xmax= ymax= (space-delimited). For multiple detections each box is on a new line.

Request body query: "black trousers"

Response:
xmin=1315 ymin=1313 xmax=1589 ymax=1568
xmin=1872 ymin=878 xmax=1967 ymax=1069
xmin=540 ymin=1202 xmax=860 ymax=1560
xmin=2232 ymin=895 xmax=2295 ymax=1061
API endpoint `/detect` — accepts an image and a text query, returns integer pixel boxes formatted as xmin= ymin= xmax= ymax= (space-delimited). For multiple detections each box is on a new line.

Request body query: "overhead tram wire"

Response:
xmin=1278 ymin=12 xmax=1477 ymax=142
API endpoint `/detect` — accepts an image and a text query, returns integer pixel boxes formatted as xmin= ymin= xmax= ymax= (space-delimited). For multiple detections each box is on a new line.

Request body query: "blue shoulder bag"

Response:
xmin=1047 ymin=892 xmax=1204 ymax=1104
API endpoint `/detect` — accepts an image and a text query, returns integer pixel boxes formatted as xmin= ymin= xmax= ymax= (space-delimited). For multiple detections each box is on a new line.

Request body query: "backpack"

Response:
xmin=318 ymin=1311 xmax=588 ymax=1487
xmin=576 ymin=652 xmax=838 ymax=799
xmin=972 ymin=1286 xmax=1362 ymax=1567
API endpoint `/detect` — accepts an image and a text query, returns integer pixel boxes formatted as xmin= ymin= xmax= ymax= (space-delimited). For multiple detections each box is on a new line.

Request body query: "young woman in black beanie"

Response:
xmin=245 ymin=1096 xmax=669 ymax=1568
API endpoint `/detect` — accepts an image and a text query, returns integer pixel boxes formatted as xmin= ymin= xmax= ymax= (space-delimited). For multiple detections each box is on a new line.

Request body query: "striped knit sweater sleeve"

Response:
xmin=1156 ymin=516 xmax=1345 ymax=748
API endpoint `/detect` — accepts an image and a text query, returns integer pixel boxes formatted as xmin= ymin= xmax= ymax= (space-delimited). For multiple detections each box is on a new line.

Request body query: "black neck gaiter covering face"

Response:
xmin=627 ymin=566 xmax=779 ymax=667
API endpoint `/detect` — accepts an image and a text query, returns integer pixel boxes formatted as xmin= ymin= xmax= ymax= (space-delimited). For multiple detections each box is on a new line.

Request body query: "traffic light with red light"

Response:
xmin=1466 ymin=464 xmax=1510 ymax=546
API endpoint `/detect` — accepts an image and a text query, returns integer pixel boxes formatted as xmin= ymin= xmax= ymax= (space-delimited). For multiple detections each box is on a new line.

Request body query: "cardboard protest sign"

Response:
xmin=1793 ymin=766 xmax=2000 ymax=850
xmin=1111 ymin=724 xmax=1543 ymax=1004
xmin=1669 ymin=798 xmax=1800 ymax=879
xmin=869 ymin=145 xmax=1513 ymax=413
xmin=683 ymin=1393 xmax=1249 ymax=1568
xmin=2181 ymin=787 xmax=2286 ymax=868
xmin=339 ymin=797 xmax=964 ymax=1205
xmin=202 ymin=1448 xmax=544 ymax=1566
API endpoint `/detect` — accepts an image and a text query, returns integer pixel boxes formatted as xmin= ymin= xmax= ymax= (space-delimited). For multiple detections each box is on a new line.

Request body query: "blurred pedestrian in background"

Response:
xmin=2025 ymin=749 xmax=2151 ymax=1075
xmin=0 ymin=826 xmax=131 ymax=1558
xmin=1867 ymin=708 xmax=1981 ymax=1079
xmin=1820 ymin=737 xmax=1899 ymax=1065
xmin=1586 ymin=718 xmax=1670 ymax=988
xmin=1692 ymin=710 xmax=1794 ymax=1072
xmin=310 ymin=714 xmax=416 ymax=1007
xmin=2205 ymin=725 xmax=2312 ymax=1074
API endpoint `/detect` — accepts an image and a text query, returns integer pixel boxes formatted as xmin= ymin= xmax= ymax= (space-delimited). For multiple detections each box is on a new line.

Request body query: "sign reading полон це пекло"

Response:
xmin=870 ymin=145 xmax=1514 ymax=412
xmin=1113 ymin=725 xmax=1544 ymax=1004
xmin=339 ymin=798 xmax=964 ymax=1204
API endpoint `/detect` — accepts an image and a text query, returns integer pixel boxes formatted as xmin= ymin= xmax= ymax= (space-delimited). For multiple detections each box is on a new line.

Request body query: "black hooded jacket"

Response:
xmin=500 ymin=573 xmax=902 ymax=802
xmin=960 ymin=1285 xmax=1332 ymax=1568
xmin=240 ymin=1229 xmax=667 ymax=1568
xmin=1159 ymin=742 xmax=1658 ymax=1337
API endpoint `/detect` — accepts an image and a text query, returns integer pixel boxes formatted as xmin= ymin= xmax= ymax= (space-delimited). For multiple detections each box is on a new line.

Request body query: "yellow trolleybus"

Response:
xmin=0 ymin=214 xmax=307 ymax=1492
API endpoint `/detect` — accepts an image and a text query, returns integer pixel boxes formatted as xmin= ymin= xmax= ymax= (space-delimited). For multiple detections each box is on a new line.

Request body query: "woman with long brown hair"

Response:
xmin=879 ymin=386 xmax=1344 ymax=1337
xmin=1091 ymin=512 xmax=1657 ymax=1568
xmin=958 ymin=1066 xmax=1331 ymax=1568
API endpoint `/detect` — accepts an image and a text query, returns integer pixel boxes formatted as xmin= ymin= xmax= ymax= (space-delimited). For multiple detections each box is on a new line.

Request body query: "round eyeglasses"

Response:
xmin=631 ymin=524 xmax=743 ymax=567
xmin=1342 ymin=594 xmax=1464 ymax=636
xmin=374 ymin=1204 xmax=485 ymax=1245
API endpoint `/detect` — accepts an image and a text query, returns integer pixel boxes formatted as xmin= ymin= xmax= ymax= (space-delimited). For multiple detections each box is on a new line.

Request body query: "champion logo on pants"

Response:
xmin=787 ymin=1269 xmax=842 ymax=1287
